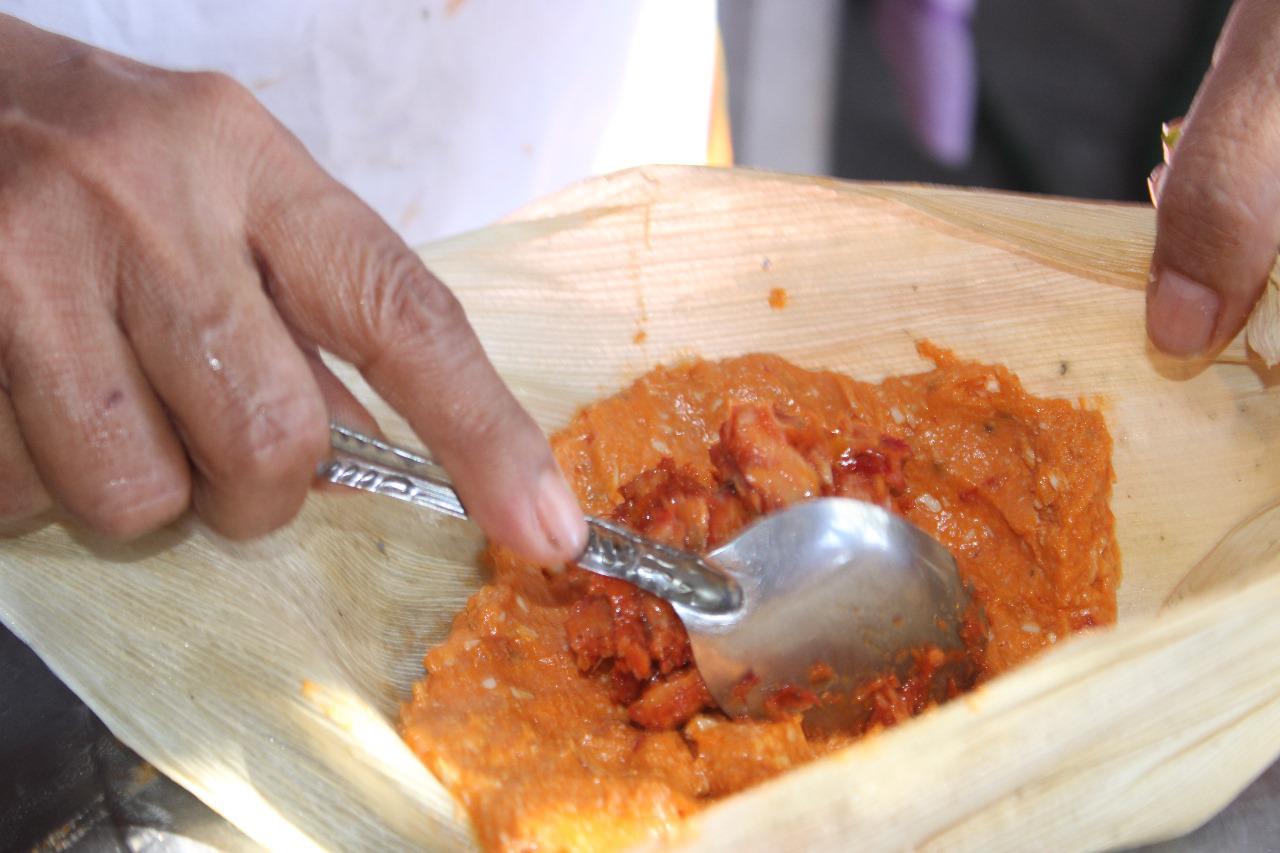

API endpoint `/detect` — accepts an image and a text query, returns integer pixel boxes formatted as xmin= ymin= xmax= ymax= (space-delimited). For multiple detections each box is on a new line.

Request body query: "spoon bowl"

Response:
xmin=687 ymin=498 xmax=973 ymax=729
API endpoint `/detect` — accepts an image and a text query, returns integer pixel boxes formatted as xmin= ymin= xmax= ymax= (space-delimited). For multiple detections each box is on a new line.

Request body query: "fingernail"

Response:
xmin=535 ymin=466 xmax=587 ymax=560
xmin=1147 ymin=269 xmax=1221 ymax=357
xmin=1147 ymin=163 xmax=1167 ymax=207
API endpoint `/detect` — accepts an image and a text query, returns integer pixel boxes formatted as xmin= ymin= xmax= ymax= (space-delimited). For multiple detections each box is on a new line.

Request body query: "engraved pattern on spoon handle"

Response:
xmin=578 ymin=517 xmax=743 ymax=615
xmin=322 ymin=424 xmax=741 ymax=615
xmin=320 ymin=457 xmax=469 ymax=519
xmin=323 ymin=423 xmax=466 ymax=518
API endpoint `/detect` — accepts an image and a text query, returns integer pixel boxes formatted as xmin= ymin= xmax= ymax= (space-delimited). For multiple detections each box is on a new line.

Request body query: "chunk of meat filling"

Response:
xmin=857 ymin=646 xmax=960 ymax=728
xmin=629 ymin=668 xmax=716 ymax=730
xmin=831 ymin=435 xmax=911 ymax=509
xmin=565 ymin=573 xmax=695 ymax=679
xmin=564 ymin=595 xmax=613 ymax=672
xmin=716 ymin=406 xmax=823 ymax=512
xmin=565 ymin=569 xmax=713 ymax=727
xmin=716 ymin=406 xmax=912 ymax=513
xmin=644 ymin=596 xmax=690 ymax=675
xmin=565 ymin=404 xmax=919 ymax=732
xmin=611 ymin=459 xmax=728 ymax=552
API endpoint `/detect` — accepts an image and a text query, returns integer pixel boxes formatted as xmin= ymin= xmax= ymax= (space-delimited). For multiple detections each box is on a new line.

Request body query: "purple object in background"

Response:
xmin=874 ymin=0 xmax=978 ymax=167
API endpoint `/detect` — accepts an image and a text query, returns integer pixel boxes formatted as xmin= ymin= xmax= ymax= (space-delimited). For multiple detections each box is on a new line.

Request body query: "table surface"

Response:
xmin=3 ymin=624 xmax=1277 ymax=852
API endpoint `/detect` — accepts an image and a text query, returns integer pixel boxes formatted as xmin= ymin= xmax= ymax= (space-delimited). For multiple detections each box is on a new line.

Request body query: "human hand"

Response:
xmin=0 ymin=15 xmax=586 ymax=563
xmin=1147 ymin=0 xmax=1280 ymax=359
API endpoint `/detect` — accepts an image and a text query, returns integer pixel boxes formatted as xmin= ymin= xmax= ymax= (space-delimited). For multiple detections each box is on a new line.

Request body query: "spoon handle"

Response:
xmin=321 ymin=423 xmax=742 ymax=616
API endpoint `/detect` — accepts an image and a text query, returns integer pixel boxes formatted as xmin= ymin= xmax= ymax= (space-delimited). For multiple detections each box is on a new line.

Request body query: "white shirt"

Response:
xmin=5 ymin=0 xmax=717 ymax=245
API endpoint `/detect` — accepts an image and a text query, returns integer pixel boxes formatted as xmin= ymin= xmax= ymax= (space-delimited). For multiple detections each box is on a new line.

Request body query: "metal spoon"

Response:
xmin=323 ymin=423 xmax=974 ymax=730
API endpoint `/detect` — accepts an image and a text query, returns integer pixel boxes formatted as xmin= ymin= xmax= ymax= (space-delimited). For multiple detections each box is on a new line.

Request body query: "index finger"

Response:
xmin=246 ymin=148 xmax=587 ymax=565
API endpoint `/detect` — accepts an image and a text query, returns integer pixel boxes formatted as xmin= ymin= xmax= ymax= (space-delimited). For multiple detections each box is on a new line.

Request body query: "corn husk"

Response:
xmin=1246 ymin=264 xmax=1280 ymax=366
xmin=1 ymin=166 xmax=1278 ymax=852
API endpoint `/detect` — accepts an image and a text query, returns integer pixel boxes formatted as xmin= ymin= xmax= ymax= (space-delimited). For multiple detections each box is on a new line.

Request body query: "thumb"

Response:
xmin=1149 ymin=0 xmax=1280 ymax=357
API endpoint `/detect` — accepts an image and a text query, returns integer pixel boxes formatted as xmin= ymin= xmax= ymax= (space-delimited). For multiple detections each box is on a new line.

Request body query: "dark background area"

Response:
xmin=726 ymin=0 xmax=1234 ymax=200
xmin=832 ymin=0 xmax=1232 ymax=198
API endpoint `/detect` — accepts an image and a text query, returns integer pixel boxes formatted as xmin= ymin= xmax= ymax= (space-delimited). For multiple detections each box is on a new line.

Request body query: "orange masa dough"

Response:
xmin=399 ymin=347 xmax=1119 ymax=851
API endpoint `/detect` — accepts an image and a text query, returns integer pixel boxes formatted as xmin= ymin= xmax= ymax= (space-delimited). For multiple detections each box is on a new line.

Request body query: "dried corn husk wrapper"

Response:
xmin=2 ymin=166 xmax=1279 ymax=852
xmin=1246 ymin=267 xmax=1280 ymax=365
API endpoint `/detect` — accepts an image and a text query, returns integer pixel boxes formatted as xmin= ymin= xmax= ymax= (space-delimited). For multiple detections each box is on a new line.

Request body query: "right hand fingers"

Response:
xmin=3 ymin=22 xmax=584 ymax=557
xmin=248 ymin=155 xmax=587 ymax=565
xmin=117 ymin=229 xmax=329 ymax=540
xmin=2 ymin=21 xmax=583 ymax=558
xmin=174 ymin=67 xmax=585 ymax=561
xmin=0 ymin=30 xmax=330 ymax=540
xmin=0 ymin=252 xmax=191 ymax=538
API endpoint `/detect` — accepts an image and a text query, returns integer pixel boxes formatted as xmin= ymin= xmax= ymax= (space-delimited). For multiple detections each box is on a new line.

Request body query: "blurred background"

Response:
xmin=721 ymin=0 xmax=1231 ymax=200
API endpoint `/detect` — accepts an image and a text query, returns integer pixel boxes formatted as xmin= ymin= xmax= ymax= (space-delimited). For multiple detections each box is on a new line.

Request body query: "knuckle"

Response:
xmin=178 ymin=70 xmax=257 ymax=116
xmin=172 ymin=70 xmax=275 ymax=163
xmin=0 ymin=114 xmax=83 ymax=194
xmin=196 ymin=507 xmax=265 ymax=541
xmin=0 ymin=476 xmax=52 ymax=521
xmin=0 ymin=160 xmax=93 ymax=289
xmin=214 ymin=383 xmax=328 ymax=485
xmin=80 ymin=469 xmax=190 ymax=540
xmin=194 ymin=483 xmax=305 ymax=541
xmin=360 ymin=248 xmax=469 ymax=355
xmin=174 ymin=70 xmax=284 ymax=198
xmin=3 ymin=58 xmax=139 ymax=167
xmin=444 ymin=396 xmax=507 ymax=451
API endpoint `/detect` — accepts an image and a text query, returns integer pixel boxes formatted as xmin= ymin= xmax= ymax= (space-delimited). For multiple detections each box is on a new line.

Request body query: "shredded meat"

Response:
xmin=628 ymin=668 xmax=715 ymax=730
xmin=716 ymin=405 xmax=823 ymax=511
